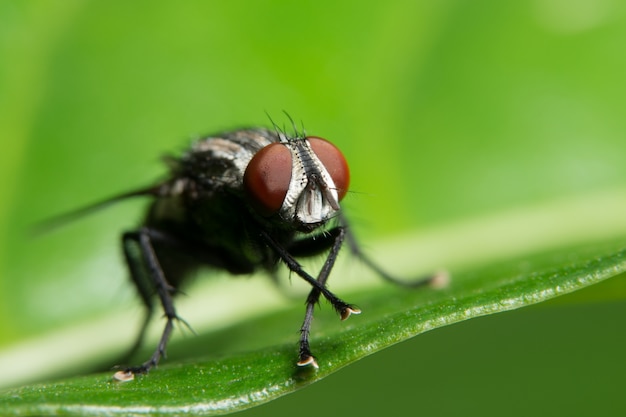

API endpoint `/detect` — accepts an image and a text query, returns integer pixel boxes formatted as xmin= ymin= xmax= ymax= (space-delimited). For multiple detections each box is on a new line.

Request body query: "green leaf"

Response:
xmin=2 ymin=233 xmax=625 ymax=416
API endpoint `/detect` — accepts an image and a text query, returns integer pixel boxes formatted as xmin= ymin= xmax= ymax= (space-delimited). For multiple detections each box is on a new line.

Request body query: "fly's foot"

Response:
xmin=297 ymin=353 xmax=319 ymax=369
xmin=339 ymin=304 xmax=361 ymax=321
xmin=112 ymin=363 xmax=152 ymax=382
xmin=297 ymin=340 xmax=319 ymax=369
xmin=113 ymin=369 xmax=136 ymax=382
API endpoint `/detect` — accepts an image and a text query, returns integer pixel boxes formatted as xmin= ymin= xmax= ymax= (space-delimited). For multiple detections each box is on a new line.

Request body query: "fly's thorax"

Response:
xmin=243 ymin=135 xmax=350 ymax=231
xmin=185 ymin=129 xmax=277 ymax=186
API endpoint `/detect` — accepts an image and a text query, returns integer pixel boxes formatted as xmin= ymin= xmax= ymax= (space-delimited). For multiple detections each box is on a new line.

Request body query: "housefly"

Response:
xmin=45 ymin=123 xmax=440 ymax=379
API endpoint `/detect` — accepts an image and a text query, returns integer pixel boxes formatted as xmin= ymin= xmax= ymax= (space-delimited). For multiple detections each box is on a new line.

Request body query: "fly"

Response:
xmin=43 ymin=121 xmax=440 ymax=380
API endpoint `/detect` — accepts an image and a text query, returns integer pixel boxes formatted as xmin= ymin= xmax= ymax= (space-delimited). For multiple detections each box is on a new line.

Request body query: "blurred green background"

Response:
xmin=2 ymin=0 xmax=626 ymax=415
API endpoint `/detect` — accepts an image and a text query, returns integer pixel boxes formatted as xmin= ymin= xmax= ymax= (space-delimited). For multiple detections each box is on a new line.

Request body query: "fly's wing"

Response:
xmin=31 ymin=185 xmax=161 ymax=236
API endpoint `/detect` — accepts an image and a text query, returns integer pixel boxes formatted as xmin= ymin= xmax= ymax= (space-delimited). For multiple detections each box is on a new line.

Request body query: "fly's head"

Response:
xmin=243 ymin=133 xmax=350 ymax=232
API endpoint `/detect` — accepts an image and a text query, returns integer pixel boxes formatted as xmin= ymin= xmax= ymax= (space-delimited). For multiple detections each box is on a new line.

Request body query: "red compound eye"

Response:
xmin=308 ymin=137 xmax=350 ymax=201
xmin=244 ymin=143 xmax=292 ymax=216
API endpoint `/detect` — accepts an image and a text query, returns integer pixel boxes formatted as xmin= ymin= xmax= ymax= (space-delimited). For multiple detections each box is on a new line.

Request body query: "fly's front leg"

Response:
xmin=118 ymin=227 xmax=180 ymax=377
xmin=261 ymin=228 xmax=359 ymax=368
xmin=261 ymin=230 xmax=358 ymax=320
xmin=296 ymin=226 xmax=360 ymax=368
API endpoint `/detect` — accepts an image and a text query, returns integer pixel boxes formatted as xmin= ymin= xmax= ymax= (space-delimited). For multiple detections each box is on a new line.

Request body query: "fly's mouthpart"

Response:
xmin=292 ymin=174 xmax=340 ymax=225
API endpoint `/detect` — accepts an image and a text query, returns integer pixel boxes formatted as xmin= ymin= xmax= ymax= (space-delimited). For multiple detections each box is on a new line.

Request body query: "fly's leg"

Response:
xmin=120 ymin=227 xmax=180 ymax=375
xmin=117 ymin=233 xmax=156 ymax=366
xmin=261 ymin=230 xmax=358 ymax=320
xmin=339 ymin=212 xmax=444 ymax=288
xmin=290 ymin=216 xmax=441 ymax=288
xmin=297 ymin=226 xmax=354 ymax=368
xmin=261 ymin=228 xmax=358 ymax=368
